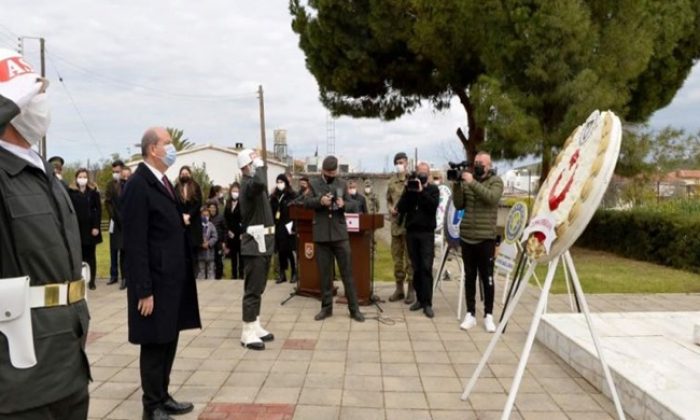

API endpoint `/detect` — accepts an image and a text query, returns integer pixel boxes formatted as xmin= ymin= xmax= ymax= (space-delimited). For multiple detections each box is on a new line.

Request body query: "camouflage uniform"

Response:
xmin=386 ymin=171 xmax=414 ymax=303
xmin=363 ymin=179 xmax=381 ymax=214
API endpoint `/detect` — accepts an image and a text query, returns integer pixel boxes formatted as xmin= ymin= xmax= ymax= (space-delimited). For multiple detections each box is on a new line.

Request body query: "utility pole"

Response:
xmin=39 ymin=37 xmax=46 ymax=159
xmin=257 ymin=85 xmax=267 ymax=166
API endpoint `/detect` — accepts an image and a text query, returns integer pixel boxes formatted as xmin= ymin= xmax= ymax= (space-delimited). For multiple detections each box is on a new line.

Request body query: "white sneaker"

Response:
xmin=460 ymin=313 xmax=477 ymax=331
xmin=254 ymin=316 xmax=274 ymax=342
xmin=484 ymin=314 xmax=496 ymax=333
xmin=241 ymin=322 xmax=265 ymax=350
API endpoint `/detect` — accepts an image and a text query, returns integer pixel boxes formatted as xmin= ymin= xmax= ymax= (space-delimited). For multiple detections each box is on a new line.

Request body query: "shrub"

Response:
xmin=578 ymin=201 xmax=700 ymax=273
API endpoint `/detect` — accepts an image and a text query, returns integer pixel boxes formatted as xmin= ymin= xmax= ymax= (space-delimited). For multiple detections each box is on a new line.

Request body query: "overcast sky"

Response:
xmin=2 ymin=1 xmax=698 ymax=173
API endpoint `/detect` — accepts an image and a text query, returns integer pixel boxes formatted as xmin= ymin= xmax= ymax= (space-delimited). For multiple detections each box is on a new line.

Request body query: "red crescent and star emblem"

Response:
xmin=548 ymin=149 xmax=580 ymax=211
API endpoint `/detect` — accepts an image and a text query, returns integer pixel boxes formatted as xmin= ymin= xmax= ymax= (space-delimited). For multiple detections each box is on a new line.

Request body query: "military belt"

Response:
xmin=29 ymin=279 xmax=86 ymax=308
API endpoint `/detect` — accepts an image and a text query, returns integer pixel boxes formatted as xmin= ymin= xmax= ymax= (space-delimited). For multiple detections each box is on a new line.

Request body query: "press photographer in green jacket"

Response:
xmin=452 ymin=152 xmax=503 ymax=334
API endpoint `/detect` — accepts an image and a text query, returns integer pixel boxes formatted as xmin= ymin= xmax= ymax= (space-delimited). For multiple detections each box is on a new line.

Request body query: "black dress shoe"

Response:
xmin=314 ymin=308 xmax=332 ymax=321
xmin=88 ymin=282 xmax=96 ymax=290
xmin=409 ymin=301 xmax=423 ymax=311
xmin=142 ymin=407 xmax=173 ymax=420
xmin=163 ymin=396 xmax=194 ymax=415
xmin=423 ymin=306 xmax=434 ymax=318
xmin=350 ymin=311 xmax=365 ymax=322
xmin=106 ymin=278 xmax=118 ymax=285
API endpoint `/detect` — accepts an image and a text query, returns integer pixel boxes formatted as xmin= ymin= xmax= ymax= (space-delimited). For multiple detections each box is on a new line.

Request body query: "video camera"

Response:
xmin=406 ymin=172 xmax=421 ymax=192
xmin=447 ymin=160 xmax=471 ymax=182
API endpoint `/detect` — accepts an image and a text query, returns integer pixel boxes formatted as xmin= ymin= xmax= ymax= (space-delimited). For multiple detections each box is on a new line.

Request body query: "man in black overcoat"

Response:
xmin=121 ymin=127 xmax=201 ymax=420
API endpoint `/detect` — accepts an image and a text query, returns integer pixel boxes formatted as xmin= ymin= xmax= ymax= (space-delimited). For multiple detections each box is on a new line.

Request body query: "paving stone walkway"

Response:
xmin=84 ymin=277 xmax=700 ymax=419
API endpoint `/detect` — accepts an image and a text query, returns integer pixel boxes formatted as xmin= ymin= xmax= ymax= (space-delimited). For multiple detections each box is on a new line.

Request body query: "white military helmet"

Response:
xmin=237 ymin=148 xmax=255 ymax=169
xmin=0 ymin=48 xmax=42 ymax=110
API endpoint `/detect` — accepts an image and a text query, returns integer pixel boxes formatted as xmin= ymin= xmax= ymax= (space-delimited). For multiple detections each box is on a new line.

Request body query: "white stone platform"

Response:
xmin=537 ymin=312 xmax=700 ymax=420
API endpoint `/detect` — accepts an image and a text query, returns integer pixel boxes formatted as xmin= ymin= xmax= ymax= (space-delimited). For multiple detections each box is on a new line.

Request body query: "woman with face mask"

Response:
xmin=175 ymin=166 xmax=203 ymax=277
xmin=68 ymin=168 xmax=103 ymax=290
xmin=224 ymin=182 xmax=244 ymax=279
xmin=269 ymin=174 xmax=298 ymax=283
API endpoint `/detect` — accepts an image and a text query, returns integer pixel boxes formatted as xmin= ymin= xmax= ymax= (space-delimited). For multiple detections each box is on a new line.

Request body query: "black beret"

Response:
xmin=48 ymin=156 xmax=64 ymax=166
xmin=322 ymin=155 xmax=338 ymax=171
xmin=393 ymin=152 xmax=407 ymax=163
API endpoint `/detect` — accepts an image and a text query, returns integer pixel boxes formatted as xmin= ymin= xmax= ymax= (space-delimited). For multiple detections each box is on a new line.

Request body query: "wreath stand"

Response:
xmin=460 ymin=250 xmax=626 ymax=420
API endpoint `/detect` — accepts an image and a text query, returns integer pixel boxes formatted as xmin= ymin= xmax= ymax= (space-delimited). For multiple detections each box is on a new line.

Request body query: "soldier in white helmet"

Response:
xmin=237 ymin=149 xmax=275 ymax=350
xmin=0 ymin=49 xmax=91 ymax=419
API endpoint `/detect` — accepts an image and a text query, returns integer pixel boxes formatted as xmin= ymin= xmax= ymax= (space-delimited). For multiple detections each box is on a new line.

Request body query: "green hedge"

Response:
xmin=577 ymin=208 xmax=700 ymax=273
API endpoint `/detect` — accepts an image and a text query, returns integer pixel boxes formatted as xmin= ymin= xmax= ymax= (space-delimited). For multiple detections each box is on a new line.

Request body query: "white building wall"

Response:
xmin=128 ymin=146 xmax=287 ymax=191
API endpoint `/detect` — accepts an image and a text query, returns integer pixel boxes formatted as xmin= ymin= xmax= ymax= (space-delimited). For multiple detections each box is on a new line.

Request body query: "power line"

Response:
xmin=46 ymin=50 xmax=256 ymax=101
xmin=47 ymin=54 xmax=105 ymax=158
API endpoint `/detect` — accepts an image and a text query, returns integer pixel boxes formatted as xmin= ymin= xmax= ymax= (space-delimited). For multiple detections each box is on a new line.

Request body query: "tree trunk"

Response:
xmin=540 ymin=140 xmax=552 ymax=188
xmin=456 ymin=89 xmax=484 ymax=164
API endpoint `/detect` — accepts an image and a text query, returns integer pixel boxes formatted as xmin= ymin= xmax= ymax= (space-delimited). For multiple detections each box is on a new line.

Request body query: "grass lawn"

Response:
xmin=533 ymin=247 xmax=700 ymax=294
xmin=96 ymin=233 xmax=699 ymax=294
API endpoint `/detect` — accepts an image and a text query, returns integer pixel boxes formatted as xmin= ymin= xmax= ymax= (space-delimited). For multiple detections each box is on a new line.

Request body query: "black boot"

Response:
xmin=290 ymin=266 xmax=298 ymax=283
xmin=88 ymin=281 xmax=96 ymax=290
xmin=314 ymin=307 xmax=333 ymax=321
xmin=119 ymin=278 xmax=127 ymax=290
xmin=276 ymin=271 xmax=287 ymax=284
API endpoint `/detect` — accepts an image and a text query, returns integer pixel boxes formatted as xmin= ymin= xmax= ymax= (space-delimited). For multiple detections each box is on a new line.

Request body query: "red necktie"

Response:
xmin=162 ymin=176 xmax=175 ymax=200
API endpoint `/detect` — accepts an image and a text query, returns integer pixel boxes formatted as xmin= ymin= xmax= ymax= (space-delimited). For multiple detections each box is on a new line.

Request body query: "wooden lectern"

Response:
xmin=289 ymin=204 xmax=384 ymax=305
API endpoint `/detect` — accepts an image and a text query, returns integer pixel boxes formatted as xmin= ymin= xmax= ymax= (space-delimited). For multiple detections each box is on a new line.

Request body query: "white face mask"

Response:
xmin=77 ymin=178 xmax=88 ymax=187
xmin=348 ymin=188 xmax=357 ymax=195
xmin=364 ymin=187 xmax=371 ymax=194
xmin=55 ymin=173 xmax=63 ymax=180
xmin=112 ymin=173 xmax=121 ymax=181
xmin=276 ymin=182 xmax=285 ymax=191
xmin=11 ymin=93 xmax=51 ymax=147
xmin=395 ymin=163 xmax=405 ymax=173
xmin=433 ymin=180 xmax=441 ymax=186
xmin=231 ymin=192 xmax=239 ymax=200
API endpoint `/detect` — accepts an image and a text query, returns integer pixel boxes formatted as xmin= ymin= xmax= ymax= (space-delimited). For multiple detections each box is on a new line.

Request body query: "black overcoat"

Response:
xmin=121 ymin=163 xmax=201 ymax=344
xmin=68 ymin=186 xmax=103 ymax=245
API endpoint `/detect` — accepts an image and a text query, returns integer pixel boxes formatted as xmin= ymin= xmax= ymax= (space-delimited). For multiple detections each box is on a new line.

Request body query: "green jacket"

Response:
xmin=452 ymin=172 xmax=504 ymax=241
xmin=305 ymin=175 xmax=360 ymax=243
xmin=0 ymin=139 xmax=90 ymax=412
xmin=386 ymin=172 xmax=407 ymax=236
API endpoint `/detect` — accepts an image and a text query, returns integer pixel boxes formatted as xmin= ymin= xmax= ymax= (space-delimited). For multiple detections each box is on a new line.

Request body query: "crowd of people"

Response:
xmin=0 ymin=48 xmax=504 ymax=420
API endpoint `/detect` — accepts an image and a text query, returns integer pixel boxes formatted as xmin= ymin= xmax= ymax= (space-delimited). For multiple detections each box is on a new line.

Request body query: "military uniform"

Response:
xmin=364 ymin=183 xmax=380 ymax=214
xmin=305 ymin=175 xmax=363 ymax=319
xmin=386 ymin=171 xmax=414 ymax=303
xmin=239 ymin=165 xmax=275 ymax=323
xmin=0 ymin=95 xmax=90 ymax=418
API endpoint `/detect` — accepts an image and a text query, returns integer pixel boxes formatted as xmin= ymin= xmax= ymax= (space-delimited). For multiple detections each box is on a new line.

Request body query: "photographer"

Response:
xmin=397 ymin=162 xmax=440 ymax=318
xmin=304 ymin=156 xmax=365 ymax=322
xmin=452 ymin=152 xmax=503 ymax=333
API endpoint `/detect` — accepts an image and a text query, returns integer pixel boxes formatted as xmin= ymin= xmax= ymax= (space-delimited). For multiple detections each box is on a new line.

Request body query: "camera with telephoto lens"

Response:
xmin=447 ymin=160 xmax=471 ymax=181
xmin=406 ymin=172 xmax=421 ymax=192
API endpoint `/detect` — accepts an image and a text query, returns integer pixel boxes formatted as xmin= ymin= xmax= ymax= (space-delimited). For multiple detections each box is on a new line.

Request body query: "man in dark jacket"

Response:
xmin=122 ymin=127 xmax=201 ymax=420
xmin=305 ymin=156 xmax=365 ymax=322
xmin=452 ymin=152 xmax=503 ymax=333
xmin=105 ymin=159 xmax=126 ymax=288
xmin=347 ymin=179 xmax=367 ymax=213
xmin=237 ymin=149 xmax=275 ymax=350
xmin=0 ymin=49 xmax=91 ymax=419
xmin=397 ymin=162 xmax=440 ymax=318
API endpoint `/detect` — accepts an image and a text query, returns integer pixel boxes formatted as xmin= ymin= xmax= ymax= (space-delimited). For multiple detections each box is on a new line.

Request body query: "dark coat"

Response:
xmin=121 ymin=163 xmax=201 ymax=344
xmin=304 ymin=175 xmax=361 ymax=243
xmin=239 ymin=166 xmax=275 ymax=256
xmin=270 ymin=188 xmax=297 ymax=253
xmin=104 ymin=178 xmax=124 ymax=248
xmin=68 ymin=186 xmax=103 ymax=246
xmin=175 ymin=181 xmax=203 ymax=251
xmin=0 ymin=116 xmax=90 ymax=412
xmin=224 ymin=199 xmax=243 ymax=248
xmin=397 ymin=184 xmax=440 ymax=233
